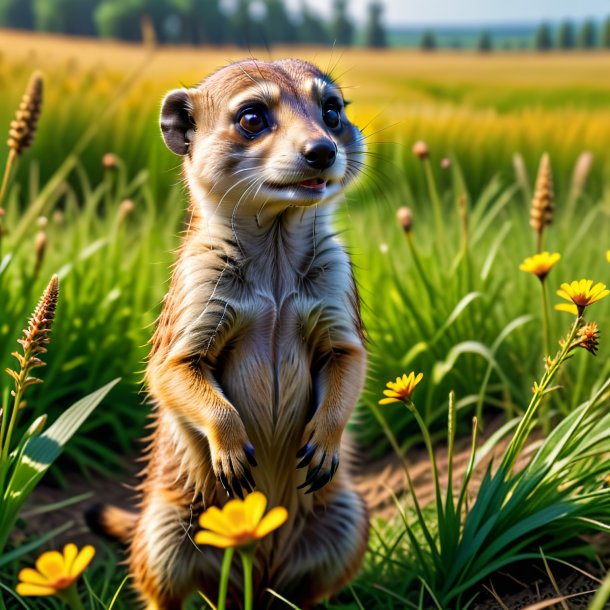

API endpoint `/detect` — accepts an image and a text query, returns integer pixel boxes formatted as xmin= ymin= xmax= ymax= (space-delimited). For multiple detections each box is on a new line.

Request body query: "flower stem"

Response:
xmin=240 ymin=550 xmax=254 ymax=610
xmin=217 ymin=547 xmax=234 ymax=610
xmin=540 ymin=279 xmax=551 ymax=362
xmin=503 ymin=315 xmax=582 ymax=472
xmin=0 ymin=149 xmax=16 ymax=206
xmin=57 ymin=583 xmax=86 ymax=610
xmin=423 ymin=159 xmax=447 ymax=254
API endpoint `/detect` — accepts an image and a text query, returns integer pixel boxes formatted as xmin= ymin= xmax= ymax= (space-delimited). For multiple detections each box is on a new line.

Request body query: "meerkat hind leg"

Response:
xmin=271 ymin=487 xmax=368 ymax=608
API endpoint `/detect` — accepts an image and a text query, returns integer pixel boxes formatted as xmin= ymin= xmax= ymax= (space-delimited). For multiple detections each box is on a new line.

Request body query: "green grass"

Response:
xmin=1 ymin=37 xmax=610 ymax=610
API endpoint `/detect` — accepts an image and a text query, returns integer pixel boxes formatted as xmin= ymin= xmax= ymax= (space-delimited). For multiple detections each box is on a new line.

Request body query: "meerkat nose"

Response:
xmin=303 ymin=139 xmax=337 ymax=170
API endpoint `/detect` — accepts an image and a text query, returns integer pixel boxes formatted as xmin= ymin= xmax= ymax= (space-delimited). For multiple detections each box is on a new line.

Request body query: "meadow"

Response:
xmin=1 ymin=29 xmax=610 ymax=609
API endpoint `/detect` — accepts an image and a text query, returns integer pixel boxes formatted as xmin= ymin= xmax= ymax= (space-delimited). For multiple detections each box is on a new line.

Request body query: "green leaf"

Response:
xmin=0 ymin=379 xmax=119 ymax=550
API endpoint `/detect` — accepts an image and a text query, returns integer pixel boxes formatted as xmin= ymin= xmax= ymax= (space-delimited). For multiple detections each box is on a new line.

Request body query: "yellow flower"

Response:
xmin=557 ymin=279 xmax=609 ymax=315
xmin=195 ymin=491 xmax=287 ymax=549
xmin=554 ymin=303 xmax=579 ymax=315
xmin=379 ymin=372 xmax=423 ymax=405
xmin=606 ymin=250 xmax=610 ymax=263
xmin=519 ymin=252 xmax=560 ymax=280
xmin=16 ymin=544 xmax=95 ymax=596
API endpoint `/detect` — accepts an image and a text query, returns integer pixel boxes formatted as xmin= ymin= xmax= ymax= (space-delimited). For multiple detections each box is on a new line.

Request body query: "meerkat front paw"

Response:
xmin=296 ymin=424 xmax=340 ymax=494
xmin=209 ymin=423 xmax=257 ymax=499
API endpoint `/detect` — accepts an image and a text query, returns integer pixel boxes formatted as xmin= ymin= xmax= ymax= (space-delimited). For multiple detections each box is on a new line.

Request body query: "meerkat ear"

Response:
xmin=160 ymin=89 xmax=195 ymax=155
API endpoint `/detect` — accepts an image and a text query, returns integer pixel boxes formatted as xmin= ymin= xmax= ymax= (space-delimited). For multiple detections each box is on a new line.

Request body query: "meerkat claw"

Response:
xmin=297 ymin=452 xmax=326 ymax=489
xmin=244 ymin=442 xmax=257 ymax=467
xmin=219 ymin=472 xmax=232 ymax=497
xmin=296 ymin=443 xmax=315 ymax=467
xmin=330 ymin=454 xmax=340 ymax=479
xmin=305 ymin=472 xmax=332 ymax=494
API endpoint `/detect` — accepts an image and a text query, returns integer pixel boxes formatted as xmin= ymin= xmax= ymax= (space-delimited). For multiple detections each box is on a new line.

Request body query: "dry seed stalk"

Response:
xmin=530 ymin=153 xmax=554 ymax=252
xmin=1 ymin=71 xmax=43 ymax=203
xmin=6 ymin=275 xmax=59 ymax=399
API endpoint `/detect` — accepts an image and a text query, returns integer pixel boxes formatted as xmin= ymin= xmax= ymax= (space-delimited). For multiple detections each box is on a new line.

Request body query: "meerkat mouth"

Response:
xmin=299 ymin=177 xmax=328 ymax=191
xmin=265 ymin=177 xmax=331 ymax=193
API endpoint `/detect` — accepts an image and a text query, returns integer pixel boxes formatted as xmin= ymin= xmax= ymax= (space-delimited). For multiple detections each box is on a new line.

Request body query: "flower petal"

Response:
xmin=199 ymin=506 xmax=236 ymax=535
xmin=244 ymin=491 xmax=267 ymax=529
xmin=70 ymin=545 xmax=95 ymax=579
xmin=35 ymin=551 xmax=66 ymax=581
xmin=554 ymin=303 xmax=578 ymax=315
xmin=254 ymin=507 xmax=288 ymax=539
xmin=17 ymin=568 xmax=50 ymax=586
xmin=379 ymin=397 xmax=399 ymax=405
xmin=224 ymin=499 xmax=248 ymax=531
xmin=63 ymin=544 xmax=78 ymax=575
xmin=194 ymin=531 xmax=235 ymax=548
xmin=16 ymin=582 xmax=57 ymax=596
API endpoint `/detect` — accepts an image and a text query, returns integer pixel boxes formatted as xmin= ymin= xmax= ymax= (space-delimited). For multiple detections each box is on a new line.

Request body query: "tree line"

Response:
xmin=0 ymin=0 xmax=388 ymax=47
xmin=421 ymin=18 xmax=610 ymax=52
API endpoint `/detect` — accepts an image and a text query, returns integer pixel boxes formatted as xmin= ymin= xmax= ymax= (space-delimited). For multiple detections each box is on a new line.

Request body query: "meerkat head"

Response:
xmin=160 ymin=59 xmax=364 ymax=216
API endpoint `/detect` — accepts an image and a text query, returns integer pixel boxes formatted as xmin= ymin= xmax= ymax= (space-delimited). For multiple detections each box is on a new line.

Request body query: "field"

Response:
xmin=1 ymin=29 xmax=610 ymax=610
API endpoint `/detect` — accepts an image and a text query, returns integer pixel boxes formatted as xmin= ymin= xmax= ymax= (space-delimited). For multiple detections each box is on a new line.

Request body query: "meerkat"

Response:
xmin=90 ymin=58 xmax=369 ymax=609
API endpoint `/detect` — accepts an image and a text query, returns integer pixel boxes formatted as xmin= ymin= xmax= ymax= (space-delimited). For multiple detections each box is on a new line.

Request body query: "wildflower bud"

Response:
xmin=36 ymin=216 xmax=48 ymax=229
xmin=530 ymin=153 xmax=554 ymax=234
xmin=440 ymin=157 xmax=451 ymax=169
xmin=574 ymin=322 xmax=600 ymax=356
xmin=118 ymin=199 xmax=134 ymax=223
xmin=396 ymin=207 xmax=413 ymax=233
xmin=25 ymin=414 xmax=47 ymax=438
xmin=412 ymin=140 xmax=429 ymax=160
xmin=7 ymin=71 xmax=43 ymax=156
xmin=102 ymin=153 xmax=119 ymax=170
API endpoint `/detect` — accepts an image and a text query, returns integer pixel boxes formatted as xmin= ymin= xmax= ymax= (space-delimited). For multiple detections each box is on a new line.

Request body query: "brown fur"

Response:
xmin=96 ymin=59 xmax=369 ymax=609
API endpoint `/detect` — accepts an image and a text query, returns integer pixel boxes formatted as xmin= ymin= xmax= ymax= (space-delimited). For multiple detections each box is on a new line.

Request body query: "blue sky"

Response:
xmin=286 ymin=0 xmax=610 ymax=26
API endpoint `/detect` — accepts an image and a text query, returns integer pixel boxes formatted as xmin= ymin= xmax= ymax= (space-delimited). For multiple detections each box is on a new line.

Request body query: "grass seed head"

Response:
xmin=570 ymin=151 xmax=593 ymax=197
xmin=6 ymin=275 xmax=59 ymax=396
xmin=530 ymin=152 xmax=554 ymax=234
xmin=7 ymin=71 xmax=43 ymax=156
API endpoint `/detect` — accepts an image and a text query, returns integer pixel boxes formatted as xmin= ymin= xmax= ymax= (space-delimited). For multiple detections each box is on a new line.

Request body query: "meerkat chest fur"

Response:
xmin=150 ymin=58 xmax=365 ymax=505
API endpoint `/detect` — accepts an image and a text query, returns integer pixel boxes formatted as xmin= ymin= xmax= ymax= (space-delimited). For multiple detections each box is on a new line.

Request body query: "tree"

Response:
xmin=604 ymin=16 xmax=610 ymax=48
xmin=557 ymin=20 xmax=575 ymax=49
xmin=364 ymin=1 xmax=386 ymax=48
xmin=420 ymin=30 xmax=436 ymax=51
xmin=330 ymin=0 xmax=353 ymax=46
xmin=170 ymin=0 xmax=227 ymax=44
xmin=231 ymin=0 xmax=255 ymax=47
xmin=95 ymin=0 xmax=141 ymax=40
xmin=260 ymin=0 xmax=298 ymax=45
xmin=297 ymin=0 xmax=330 ymax=45
xmin=34 ymin=0 xmax=98 ymax=35
xmin=0 ymin=0 xmax=34 ymax=29
xmin=534 ymin=23 xmax=552 ymax=51
xmin=477 ymin=31 xmax=492 ymax=52
xmin=578 ymin=20 xmax=597 ymax=48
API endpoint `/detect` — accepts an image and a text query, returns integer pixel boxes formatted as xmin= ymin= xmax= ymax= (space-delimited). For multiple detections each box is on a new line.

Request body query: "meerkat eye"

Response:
xmin=237 ymin=106 xmax=269 ymax=138
xmin=322 ymin=99 xmax=342 ymax=130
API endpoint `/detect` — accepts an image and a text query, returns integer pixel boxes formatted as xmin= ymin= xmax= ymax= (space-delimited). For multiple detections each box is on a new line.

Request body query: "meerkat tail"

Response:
xmin=85 ymin=504 xmax=138 ymax=542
